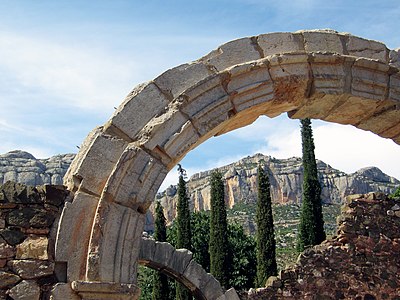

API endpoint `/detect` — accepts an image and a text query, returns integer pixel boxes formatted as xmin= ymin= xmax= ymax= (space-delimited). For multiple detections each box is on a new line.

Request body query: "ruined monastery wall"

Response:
xmin=0 ymin=182 xmax=69 ymax=300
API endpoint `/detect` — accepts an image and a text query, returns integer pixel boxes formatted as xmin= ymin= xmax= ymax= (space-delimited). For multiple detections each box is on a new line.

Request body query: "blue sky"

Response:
xmin=1 ymin=0 xmax=399 ymax=189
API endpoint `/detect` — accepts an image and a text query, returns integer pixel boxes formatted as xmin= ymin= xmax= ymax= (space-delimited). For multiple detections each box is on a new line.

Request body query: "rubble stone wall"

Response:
xmin=245 ymin=192 xmax=400 ymax=300
xmin=0 ymin=181 xmax=69 ymax=300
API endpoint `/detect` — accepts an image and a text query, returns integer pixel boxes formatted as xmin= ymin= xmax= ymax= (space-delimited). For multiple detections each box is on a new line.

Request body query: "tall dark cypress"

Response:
xmin=255 ymin=165 xmax=277 ymax=287
xmin=152 ymin=201 xmax=170 ymax=300
xmin=297 ymin=118 xmax=326 ymax=252
xmin=176 ymin=174 xmax=192 ymax=300
xmin=209 ymin=170 xmax=230 ymax=288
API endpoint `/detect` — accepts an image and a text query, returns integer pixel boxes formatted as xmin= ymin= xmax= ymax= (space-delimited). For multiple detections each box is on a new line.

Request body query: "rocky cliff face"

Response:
xmin=156 ymin=153 xmax=399 ymax=223
xmin=1 ymin=151 xmax=398 ymax=226
xmin=0 ymin=151 xmax=75 ymax=186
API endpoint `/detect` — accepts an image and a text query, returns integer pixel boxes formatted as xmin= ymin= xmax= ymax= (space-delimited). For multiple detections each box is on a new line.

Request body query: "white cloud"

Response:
xmin=313 ymin=123 xmax=400 ymax=179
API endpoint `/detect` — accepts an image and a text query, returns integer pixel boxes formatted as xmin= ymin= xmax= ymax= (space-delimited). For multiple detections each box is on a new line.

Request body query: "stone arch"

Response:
xmin=138 ymin=238 xmax=233 ymax=300
xmin=54 ymin=29 xmax=400 ymax=298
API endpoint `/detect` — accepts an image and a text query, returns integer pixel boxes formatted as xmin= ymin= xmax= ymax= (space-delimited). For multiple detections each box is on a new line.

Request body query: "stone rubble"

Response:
xmin=244 ymin=192 xmax=400 ymax=299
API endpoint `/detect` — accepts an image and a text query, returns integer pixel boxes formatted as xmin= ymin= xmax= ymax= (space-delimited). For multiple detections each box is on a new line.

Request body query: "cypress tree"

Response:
xmin=255 ymin=165 xmax=277 ymax=287
xmin=176 ymin=174 xmax=192 ymax=300
xmin=209 ymin=170 xmax=230 ymax=288
xmin=297 ymin=118 xmax=326 ymax=252
xmin=152 ymin=201 xmax=170 ymax=300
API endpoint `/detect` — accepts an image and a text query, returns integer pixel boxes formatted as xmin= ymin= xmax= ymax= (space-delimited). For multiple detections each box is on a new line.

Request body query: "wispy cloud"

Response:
xmin=0 ymin=32 xmax=139 ymax=113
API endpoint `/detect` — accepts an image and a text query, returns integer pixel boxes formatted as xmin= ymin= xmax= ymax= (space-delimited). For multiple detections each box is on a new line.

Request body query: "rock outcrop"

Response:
xmin=0 ymin=151 xmax=74 ymax=186
xmin=156 ymin=153 xmax=399 ymax=223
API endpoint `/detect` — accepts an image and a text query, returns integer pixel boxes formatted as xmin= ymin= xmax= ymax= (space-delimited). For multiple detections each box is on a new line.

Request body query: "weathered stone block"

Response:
xmin=86 ymin=202 xmax=144 ymax=283
xmin=0 ymin=271 xmax=20 ymax=289
xmin=351 ymin=58 xmax=390 ymax=100
xmin=16 ymin=236 xmax=48 ymax=260
xmin=50 ymin=283 xmax=80 ymax=300
xmin=8 ymin=280 xmax=40 ymax=300
xmin=64 ymin=127 xmax=128 ymax=196
xmin=154 ymin=62 xmax=212 ymax=99
xmin=182 ymin=259 xmax=209 ymax=291
xmin=346 ymin=35 xmax=388 ymax=63
xmin=104 ymin=82 xmax=171 ymax=141
xmin=71 ymin=281 xmax=140 ymax=300
xmin=0 ymin=228 xmax=25 ymax=246
xmin=257 ymin=32 xmax=304 ymax=57
xmin=138 ymin=237 xmax=156 ymax=264
xmin=201 ymin=273 xmax=224 ymax=299
xmin=0 ymin=237 xmax=15 ymax=258
xmin=8 ymin=260 xmax=54 ymax=279
xmin=55 ymin=191 xmax=99 ymax=281
xmin=169 ymin=248 xmax=193 ymax=275
xmin=389 ymin=72 xmax=400 ymax=102
xmin=301 ymin=30 xmax=343 ymax=54
xmin=201 ymin=37 xmax=261 ymax=71
xmin=102 ymin=145 xmax=167 ymax=209
xmin=163 ymin=120 xmax=200 ymax=162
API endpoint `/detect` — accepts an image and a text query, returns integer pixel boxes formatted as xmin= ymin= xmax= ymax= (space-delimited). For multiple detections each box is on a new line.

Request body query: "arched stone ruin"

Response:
xmin=53 ymin=29 xmax=400 ymax=299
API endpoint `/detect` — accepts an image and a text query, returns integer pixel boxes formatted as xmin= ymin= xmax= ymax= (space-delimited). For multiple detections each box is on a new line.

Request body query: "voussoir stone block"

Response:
xmin=102 ymin=144 xmax=167 ymax=208
xmin=257 ymin=32 xmax=304 ymax=57
xmin=201 ymin=37 xmax=261 ymax=72
xmin=389 ymin=72 xmax=400 ymax=102
xmin=310 ymin=53 xmax=350 ymax=95
xmin=104 ymin=82 xmax=171 ymax=141
xmin=55 ymin=191 xmax=99 ymax=281
xmin=169 ymin=248 xmax=193 ymax=276
xmin=301 ymin=30 xmax=344 ymax=54
xmin=346 ymin=35 xmax=389 ymax=63
xmin=201 ymin=273 xmax=224 ymax=299
xmin=227 ymin=60 xmax=274 ymax=113
xmin=153 ymin=241 xmax=175 ymax=270
xmin=86 ymin=202 xmax=144 ymax=283
xmin=154 ymin=62 xmax=212 ymax=99
xmin=351 ymin=58 xmax=389 ymax=100
xmin=182 ymin=259 xmax=209 ymax=291
xmin=138 ymin=237 xmax=156 ymax=264
xmin=64 ymin=127 xmax=128 ymax=196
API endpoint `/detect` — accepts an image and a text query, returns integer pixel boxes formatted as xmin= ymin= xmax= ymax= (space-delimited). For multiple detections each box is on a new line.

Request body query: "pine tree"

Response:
xmin=297 ymin=118 xmax=326 ymax=252
xmin=209 ymin=170 xmax=230 ymax=288
xmin=176 ymin=174 xmax=192 ymax=300
xmin=255 ymin=165 xmax=277 ymax=287
xmin=152 ymin=201 xmax=170 ymax=300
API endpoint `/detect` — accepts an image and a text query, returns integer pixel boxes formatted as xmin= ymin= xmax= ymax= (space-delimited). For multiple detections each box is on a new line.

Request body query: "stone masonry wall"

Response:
xmin=245 ymin=192 xmax=400 ymax=300
xmin=0 ymin=181 xmax=69 ymax=300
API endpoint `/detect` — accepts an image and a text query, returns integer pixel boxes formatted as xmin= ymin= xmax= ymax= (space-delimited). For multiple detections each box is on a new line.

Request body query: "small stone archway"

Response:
xmin=138 ymin=238 xmax=237 ymax=300
xmin=54 ymin=29 xmax=400 ymax=299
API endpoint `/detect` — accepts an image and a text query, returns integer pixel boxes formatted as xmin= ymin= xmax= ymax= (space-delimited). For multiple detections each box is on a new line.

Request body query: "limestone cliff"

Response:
xmin=1 ymin=151 xmax=398 ymax=226
xmin=156 ymin=153 xmax=399 ymax=223
xmin=0 ymin=150 xmax=75 ymax=186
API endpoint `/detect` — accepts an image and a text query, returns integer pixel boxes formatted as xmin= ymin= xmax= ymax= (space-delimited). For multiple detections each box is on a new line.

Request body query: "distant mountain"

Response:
xmin=0 ymin=150 xmax=75 ymax=186
xmin=0 ymin=150 xmax=398 ymax=226
xmin=155 ymin=153 xmax=399 ymax=224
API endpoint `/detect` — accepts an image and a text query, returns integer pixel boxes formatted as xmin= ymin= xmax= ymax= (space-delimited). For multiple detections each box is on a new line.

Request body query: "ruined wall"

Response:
xmin=245 ymin=192 xmax=400 ymax=300
xmin=0 ymin=182 xmax=69 ymax=300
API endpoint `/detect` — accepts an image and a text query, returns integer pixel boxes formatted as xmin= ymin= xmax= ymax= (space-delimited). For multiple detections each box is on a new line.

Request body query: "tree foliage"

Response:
xmin=255 ymin=165 xmax=277 ymax=287
xmin=176 ymin=175 xmax=192 ymax=300
xmin=209 ymin=170 xmax=231 ymax=288
xmin=152 ymin=201 xmax=170 ymax=300
xmin=228 ymin=222 xmax=256 ymax=290
xmin=297 ymin=118 xmax=326 ymax=252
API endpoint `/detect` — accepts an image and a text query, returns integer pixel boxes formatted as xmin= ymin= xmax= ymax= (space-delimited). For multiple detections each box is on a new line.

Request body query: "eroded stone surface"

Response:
xmin=16 ymin=236 xmax=48 ymax=260
xmin=7 ymin=280 xmax=40 ymax=300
